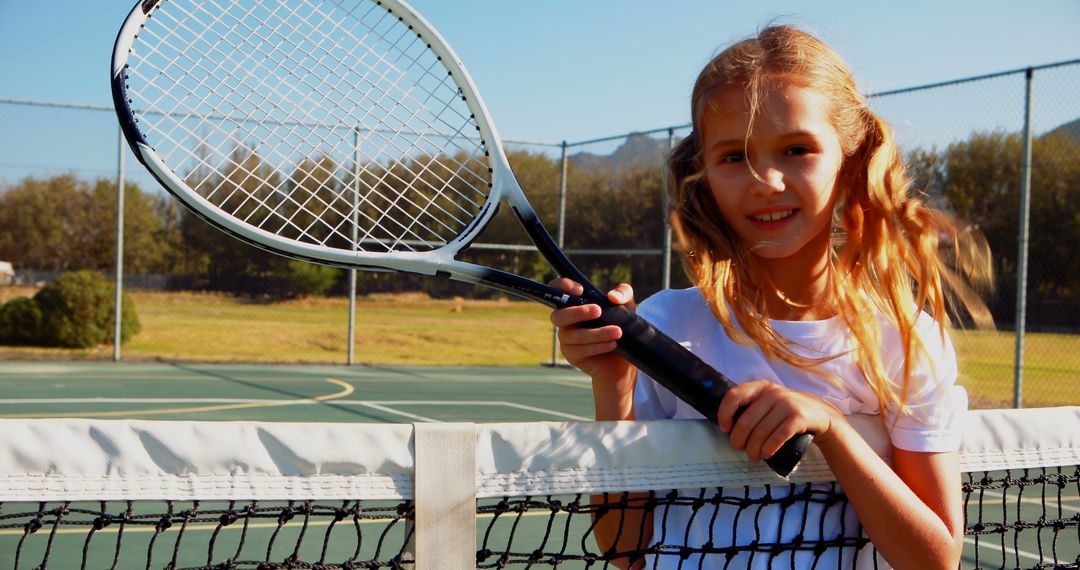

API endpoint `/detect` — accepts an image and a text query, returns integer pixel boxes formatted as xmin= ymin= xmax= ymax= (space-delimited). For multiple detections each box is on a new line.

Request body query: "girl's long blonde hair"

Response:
xmin=668 ymin=26 xmax=992 ymax=413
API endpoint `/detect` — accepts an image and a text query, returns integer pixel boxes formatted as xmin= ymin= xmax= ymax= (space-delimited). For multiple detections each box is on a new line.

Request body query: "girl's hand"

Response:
xmin=716 ymin=380 xmax=844 ymax=462
xmin=548 ymin=278 xmax=638 ymax=417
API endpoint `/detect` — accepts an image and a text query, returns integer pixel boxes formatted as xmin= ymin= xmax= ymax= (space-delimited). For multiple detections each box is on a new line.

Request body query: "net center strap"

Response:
xmin=414 ymin=422 xmax=477 ymax=570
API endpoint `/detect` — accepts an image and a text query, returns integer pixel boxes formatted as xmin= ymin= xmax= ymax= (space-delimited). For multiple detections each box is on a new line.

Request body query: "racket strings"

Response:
xmin=123 ymin=0 xmax=496 ymax=254
xmin=144 ymin=0 xmax=490 ymax=218
xmin=135 ymin=3 xmax=362 ymax=245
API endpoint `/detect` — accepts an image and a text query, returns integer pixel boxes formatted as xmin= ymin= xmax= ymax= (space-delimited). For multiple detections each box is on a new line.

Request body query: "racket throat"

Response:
xmin=436 ymin=264 xmax=570 ymax=308
xmin=510 ymin=206 xmax=592 ymax=288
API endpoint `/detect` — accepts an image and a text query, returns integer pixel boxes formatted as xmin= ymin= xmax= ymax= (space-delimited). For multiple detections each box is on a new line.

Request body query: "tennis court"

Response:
xmin=0 ymin=361 xmax=594 ymax=423
xmin=0 ymin=360 xmax=590 ymax=568
xmin=1 ymin=361 xmax=1076 ymax=569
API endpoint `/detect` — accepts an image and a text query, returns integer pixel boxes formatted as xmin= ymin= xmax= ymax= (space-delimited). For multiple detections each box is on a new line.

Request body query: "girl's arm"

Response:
xmin=718 ymin=382 xmax=964 ymax=569
xmin=817 ymin=422 xmax=964 ymax=569
xmin=548 ymin=278 xmax=638 ymax=418
xmin=548 ymin=278 xmax=653 ymax=569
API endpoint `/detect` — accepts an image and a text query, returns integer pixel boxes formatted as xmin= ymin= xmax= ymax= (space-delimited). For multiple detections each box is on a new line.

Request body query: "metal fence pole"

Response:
xmin=549 ymin=141 xmax=570 ymax=366
xmin=661 ymin=129 xmax=676 ymax=290
xmin=1012 ymin=68 xmax=1035 ymax=409
xmin=348 ymin=267 xmax=357 ymax=365
xmin=348 ymin=127 xmax=360 ymax=365
xmin=113 ymin=126 xmax=126 ymax=362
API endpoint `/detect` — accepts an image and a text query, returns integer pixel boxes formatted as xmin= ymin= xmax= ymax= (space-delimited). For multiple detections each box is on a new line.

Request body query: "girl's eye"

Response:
xmin=718 ymin=151 xmax=745 ymax=164
xmin=785 ymin=145 xmax=812 ymax=156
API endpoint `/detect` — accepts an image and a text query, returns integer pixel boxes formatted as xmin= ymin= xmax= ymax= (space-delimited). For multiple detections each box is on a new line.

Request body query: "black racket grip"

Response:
xmin=582 ymin=301 xmax=812 ymax=477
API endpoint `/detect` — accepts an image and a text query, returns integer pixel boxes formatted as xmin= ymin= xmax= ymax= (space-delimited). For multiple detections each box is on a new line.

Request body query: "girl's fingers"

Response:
xmin=716 ymin=380 xmax=766 ymax=432
xmin=759 ymin=413 xmax=802 ymax=461
xmin=560 ymin=341 xmax=620 ymax=361
xmin=548 ymin=277 xmax=584 ymax=297
xmin=558 ymin=324 xmax=622 ymax=346
xmin=549 ymin=303 xmax=600 ymax=327
xmin=717 ymin=382 xmax=841 ymax=462
xmin=726 ymin=396 xmax=771 ymax=451
xmin=741 ymin=407 xmax=792 ymax=462
xmin=607 ymin=283 xmax=636 ymax=308
xmin=718 ymin=380 xmax=802 ymax=460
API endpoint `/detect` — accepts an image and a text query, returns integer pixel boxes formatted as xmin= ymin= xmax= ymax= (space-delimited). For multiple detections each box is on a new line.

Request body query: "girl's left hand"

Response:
xmin=716 ymin=380 xmax=844 ymax=462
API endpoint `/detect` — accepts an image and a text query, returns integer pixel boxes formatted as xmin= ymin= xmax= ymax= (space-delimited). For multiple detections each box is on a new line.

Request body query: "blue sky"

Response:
xmin=1 ymin=0 xmax=1077 ymax=146
xmin=0 ymin=0 xmax=1075 ymax=173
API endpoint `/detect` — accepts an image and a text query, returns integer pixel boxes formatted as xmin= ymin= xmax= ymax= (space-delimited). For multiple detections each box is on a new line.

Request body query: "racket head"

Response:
xmin=112 ymin=0 xmax=523 ymax=273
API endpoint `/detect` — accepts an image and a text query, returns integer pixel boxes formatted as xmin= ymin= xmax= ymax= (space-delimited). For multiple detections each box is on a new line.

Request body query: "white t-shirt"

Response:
xmin=631 ymin=287 xmax=967 ymax=569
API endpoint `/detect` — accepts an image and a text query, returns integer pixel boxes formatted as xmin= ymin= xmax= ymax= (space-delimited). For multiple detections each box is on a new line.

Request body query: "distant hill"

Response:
xmin=569 ymin=132 xmax=670 ymax=172
xmin=1045 ymin=117 xmax=1080 ymax=143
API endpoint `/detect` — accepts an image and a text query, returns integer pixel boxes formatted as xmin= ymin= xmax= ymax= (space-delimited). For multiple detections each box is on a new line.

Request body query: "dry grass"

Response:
xmin=124 ymin=290 xmax=550 ymax=366
xmin=1 ymin=287 xmax=1076 ymax=406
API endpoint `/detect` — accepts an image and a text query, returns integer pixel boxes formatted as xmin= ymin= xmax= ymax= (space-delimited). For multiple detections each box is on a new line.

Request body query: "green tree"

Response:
xmin=0 ymin=175 xmax=169 ymax=273
xmin=909 ymin=130 xmax=1080 ymax=310
xmin=178 ymin=146 xmax=290 ymax=293
xmin=86 ymin=179 xmax=173 ymax=273
xmin=0 ymin=175 xmax=91 ymax=271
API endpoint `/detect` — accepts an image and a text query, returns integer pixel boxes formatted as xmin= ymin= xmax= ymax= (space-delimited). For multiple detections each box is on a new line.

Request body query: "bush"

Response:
xmin=4 ymin=271 xmax=142 ymax=348
xmin=0 ymin=297 xmax=44 ymax=345
xmin=284 ymin=260 xmax=341 ymax=297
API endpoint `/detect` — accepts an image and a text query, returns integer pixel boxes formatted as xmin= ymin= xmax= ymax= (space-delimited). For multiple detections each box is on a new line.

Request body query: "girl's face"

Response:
xmin=701 ymin=80 xmax=845 ymax=265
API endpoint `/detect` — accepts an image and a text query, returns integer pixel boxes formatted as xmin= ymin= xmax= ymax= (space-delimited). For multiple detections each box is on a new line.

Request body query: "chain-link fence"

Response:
xmin=865 ymin=61 xmax=1080 ymax=408
xmin=1 ymin=59 xmax=1077 ymax=408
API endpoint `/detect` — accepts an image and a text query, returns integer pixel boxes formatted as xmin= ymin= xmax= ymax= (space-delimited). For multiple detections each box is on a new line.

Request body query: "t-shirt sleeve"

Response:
xmin=885 ymin=316 xmax=968 ymax=453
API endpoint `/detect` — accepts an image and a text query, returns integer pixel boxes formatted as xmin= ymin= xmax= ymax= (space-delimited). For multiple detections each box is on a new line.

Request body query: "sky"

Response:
xmin=0 ymin=0 xmax=1077 ymax=147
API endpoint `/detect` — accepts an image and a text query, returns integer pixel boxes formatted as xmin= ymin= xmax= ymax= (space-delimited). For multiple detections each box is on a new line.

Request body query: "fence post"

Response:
xmin=113 ymin=126 xmax=126 ymax=362
xmin=662 ymin=129 xmax=676 ymax=290
xmin=549 ymin=141 xmax=570 ymax=367
xmin=348 ymin=127 xmax=360 ymax=365
xmin=1012 ymin=68 xmax=1035 ymax=409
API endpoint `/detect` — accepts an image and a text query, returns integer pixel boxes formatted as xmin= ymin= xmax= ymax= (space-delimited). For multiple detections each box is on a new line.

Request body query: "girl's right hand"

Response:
xmin=548 ymin=278 xmax=639 ymax=419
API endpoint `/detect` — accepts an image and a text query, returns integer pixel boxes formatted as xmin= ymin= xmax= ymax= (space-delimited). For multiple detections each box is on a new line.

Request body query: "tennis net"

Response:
xmin=0 ymin=407 xmax=1076 ymax=569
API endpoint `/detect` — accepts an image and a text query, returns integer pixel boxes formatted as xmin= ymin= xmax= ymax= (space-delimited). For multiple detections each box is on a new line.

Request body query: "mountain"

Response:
xmin=569 ymin=132 xmax=670 ymax=172
xmin=1045 ymin=117 xmax=1080 ymax=143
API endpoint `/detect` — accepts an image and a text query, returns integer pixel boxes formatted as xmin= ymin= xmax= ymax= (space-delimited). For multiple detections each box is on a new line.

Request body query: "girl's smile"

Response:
xmin=747 ymin=206 xmax=799 ymax=229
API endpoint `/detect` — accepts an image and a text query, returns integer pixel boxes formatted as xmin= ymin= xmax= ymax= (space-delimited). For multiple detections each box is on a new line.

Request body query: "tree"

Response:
xmin=177 ymin=146 xmax=292 ymax=294
xmin=908 ymin=129 xmax=1080 ymax=321
xmin=0 ymin=175 xmax=168 ymax=273
xmin=0 ymin=175 xmax=91 ymax=271
xmin=87 ymin=179 xmax=173 ymax=273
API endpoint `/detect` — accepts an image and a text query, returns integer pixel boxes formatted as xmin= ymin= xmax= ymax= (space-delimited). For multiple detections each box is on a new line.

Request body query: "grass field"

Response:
xmin=952 ymin=329 xmax=1078 ymax=408
xmin=0 ymin=287 xmax=554 ymax=366
xmin=0 ymin=287 xmax=1076 ymax=407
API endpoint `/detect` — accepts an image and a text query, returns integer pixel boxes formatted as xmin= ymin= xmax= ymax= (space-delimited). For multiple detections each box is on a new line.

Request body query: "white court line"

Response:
xmin=977 ymin=489 xmax=1080 ymax=513
xmin=963 ymin=536 xmax=1053 ymax=565
xmin=354 ymin=402 xmax=437 ymax=423
xmin=963 ymin=488 xmax=1078 ymax=565
xmin=549 ymin=378 xmax=592 ymax=391
xmin=0 ymin=398 xmax=589 ymax=421
xmin=498 ymin=402 xmax=591 ymax=421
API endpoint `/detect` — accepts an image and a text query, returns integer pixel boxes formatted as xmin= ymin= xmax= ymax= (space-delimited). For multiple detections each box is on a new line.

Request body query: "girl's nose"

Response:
xmin=749 ymin=163 xmax=785 ymax=194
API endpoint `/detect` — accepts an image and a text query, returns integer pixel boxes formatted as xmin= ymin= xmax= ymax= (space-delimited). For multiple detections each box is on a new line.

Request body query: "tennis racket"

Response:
xmin=111 ymin=0 xmax=812 ymax=476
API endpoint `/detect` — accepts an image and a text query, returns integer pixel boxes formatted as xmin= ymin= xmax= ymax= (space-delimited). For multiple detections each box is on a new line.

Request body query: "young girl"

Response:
xmin=550 ymin=26 xmax=991 ymax=569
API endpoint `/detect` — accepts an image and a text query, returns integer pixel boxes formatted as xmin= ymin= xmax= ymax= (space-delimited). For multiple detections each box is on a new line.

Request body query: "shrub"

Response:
xmin=31 ymin=271 xmax=141 ymax=348
xmin=0 ymin=297 xmax=44 ymax=345
xmin=284 ymin=260 xmax=340 ymax=297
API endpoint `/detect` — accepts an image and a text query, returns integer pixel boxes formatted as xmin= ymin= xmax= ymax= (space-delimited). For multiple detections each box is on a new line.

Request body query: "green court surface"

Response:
xmin=0 ymin=361 xmax=594 ymax=423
